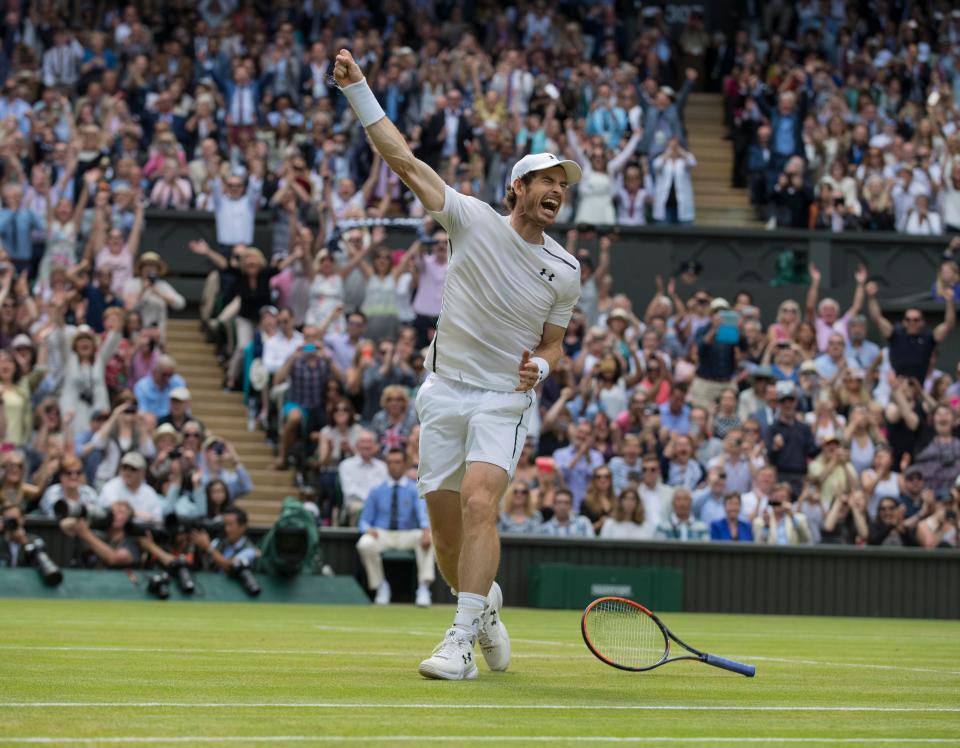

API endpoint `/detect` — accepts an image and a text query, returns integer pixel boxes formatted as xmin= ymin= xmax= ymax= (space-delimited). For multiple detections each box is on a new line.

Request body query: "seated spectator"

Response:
xmin=192 ymin=507 xmax=259 ymax=573
xmin=636 ymin=452 xmax=673 ymax=527
xmin=199 ymin=436 xmax=252 ymax=501
xmin=371 ymin=384 xmax=417 ymax=456
xmin=580 ymin=466 xmax=616 ymax=534
xmin=86 ymin=401 xmax=156 ymax=490
xmin=0 ymin=450 xmax=40 ymax=511
xmin=821 ymin=490 xmax=870 ymax=545
xmin=59 ymin=499 xmax=142 ymax=568
xmin=709 ymin=429 xmax=752 ymax=495
xmin=356 ymin=449 xmax=434 ymax=607
xmin=655 ymin=488 xmax=708 ymax=541
xmin=912 ymin=405 xmax=960 ymax=497
xmin=337 ymin=430 xmax=389 ymax=526
xmin=898 ymin=466 xmax=935 ymax=531
xmin=98 ymin=452 xmax=163 ymax=522
xmin=795 ymin=480 xmax=826 ymax=545
xmin=692 ymin=467 xmax=727 ymax=526
xmin=806 ymin=436 xmax=858 ymax=509
xmin=0 ymin=504 xmax=28 ymax=566
xmin=867 ymin=496 xmax=916 ymax=547
xmin=752 ymin=483 xmax=811 ymax=546
xmin=538 ymin=488 xmax=594 ymax=538
xmin=133 ymin=355 xmax=186 ymax=419
xmin=861 ymin=445 xmax=902 ymax=519
xmin=38 ymin=456 xmax=99 ymax=518
xmin=712 ymin=388 xmax=741 ymax=440
xmin=599 ymin=488 xmax=655 ymax=540
xmin=608 ymin=433 xmax=644 ymax=495
xmin=659 ymin=382 xmax=692 ymax=435
xmin=709 ymin=493 xmax=754 ymax=542
xmin=663 ymin=434 xmax=705 ymax=490
xmin=497 ymin=482 xmax=543 ymax=535
xmin=157 ymin=387 xmax=194 ymax=433
xmin=915 ymin=481 xmax=959 ymax=549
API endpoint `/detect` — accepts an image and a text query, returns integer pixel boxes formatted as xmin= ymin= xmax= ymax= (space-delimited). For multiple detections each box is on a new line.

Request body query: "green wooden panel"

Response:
xmin=527 ymin=563 xmax=683 ymax=611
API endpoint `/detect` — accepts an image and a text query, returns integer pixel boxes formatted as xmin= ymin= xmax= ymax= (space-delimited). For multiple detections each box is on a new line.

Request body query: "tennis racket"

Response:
xmin=581 ymin=597 xmax=756 ymax=677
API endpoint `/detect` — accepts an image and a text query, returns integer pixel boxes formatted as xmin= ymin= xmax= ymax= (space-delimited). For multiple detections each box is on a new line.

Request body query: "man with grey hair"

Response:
xmin=805 ymin=262 xmax=867 ymax=350
xmin=134 ymin=355 xmax=187 ymax=418
xmin=845 ymin=315 xmax=880 ymax=370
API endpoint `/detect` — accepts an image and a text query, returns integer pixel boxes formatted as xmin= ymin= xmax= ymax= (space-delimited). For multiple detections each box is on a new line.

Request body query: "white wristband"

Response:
xmin=531 ymin=356 xmax=550 ymax=384
xmin=340 ymin=78 xmax=386 ymax=128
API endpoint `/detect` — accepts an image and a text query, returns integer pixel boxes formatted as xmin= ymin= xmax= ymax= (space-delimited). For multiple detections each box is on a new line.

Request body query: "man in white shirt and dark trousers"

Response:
xmin=356 ymin=449 xmax=435 ymax=607
xmin=212 ymin=174 xmax=262 ymax=254
xmin=335 ymin=49 xmax=582 ymax=680
xmin=338 ymin=431 xmax=388 ymax=526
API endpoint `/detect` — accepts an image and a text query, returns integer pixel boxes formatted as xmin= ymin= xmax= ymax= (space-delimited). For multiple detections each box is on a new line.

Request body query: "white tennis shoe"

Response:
xmin=478 ymin=581 xmax=510 ymax=671
xmin=418 ymin=627 xmax=478 ymax=680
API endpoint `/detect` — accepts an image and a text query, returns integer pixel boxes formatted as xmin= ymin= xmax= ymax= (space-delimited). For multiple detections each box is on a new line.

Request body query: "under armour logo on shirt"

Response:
xmin=540 ymin=268 xmax=556 ymax=282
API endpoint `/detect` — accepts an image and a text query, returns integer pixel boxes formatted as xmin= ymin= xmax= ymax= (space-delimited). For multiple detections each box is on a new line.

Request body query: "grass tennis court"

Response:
xmin=2 ymin=599 xmax=958 ymax=746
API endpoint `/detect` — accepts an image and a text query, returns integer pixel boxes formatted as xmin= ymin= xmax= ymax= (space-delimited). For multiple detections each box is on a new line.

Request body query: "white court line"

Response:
xmin=0 ymin=738 xmax=955 ymax=745
xmin=314 ymin=623 xmax=575 ymax=647
xmin=4 ymin=703 xmax=958 ymax=713
xmin=8 ymin=643 xmax=960 ymax=676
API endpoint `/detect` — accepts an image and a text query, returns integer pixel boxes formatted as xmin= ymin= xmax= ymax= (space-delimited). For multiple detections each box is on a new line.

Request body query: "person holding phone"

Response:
xmin=689 ymin=298 xmax=745 ymax=411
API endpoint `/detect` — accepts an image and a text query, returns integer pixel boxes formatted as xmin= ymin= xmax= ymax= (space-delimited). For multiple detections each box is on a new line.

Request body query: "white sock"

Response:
xmin=417 ymin=583 xmax=430 ymax=593
xmin=452 ymin=592 xmax=486 ymax=636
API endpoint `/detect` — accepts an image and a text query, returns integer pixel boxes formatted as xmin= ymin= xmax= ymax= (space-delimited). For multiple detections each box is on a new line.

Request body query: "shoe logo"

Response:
xmin=462 ymin=652 xmax=472 ymax=664
xmin=540 ymin=268 xmax=555 ymax=282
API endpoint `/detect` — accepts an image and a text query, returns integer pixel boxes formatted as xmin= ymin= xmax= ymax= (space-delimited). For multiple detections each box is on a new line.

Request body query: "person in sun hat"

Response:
xmin=333 ymin=48 xmax=582 ymax=680
xmin=123 ymin=250 xmax=185 ymax=340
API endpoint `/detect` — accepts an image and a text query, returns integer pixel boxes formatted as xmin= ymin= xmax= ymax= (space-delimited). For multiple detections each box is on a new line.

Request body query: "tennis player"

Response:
xmin=334 ymin=50 xmax=582 ymax=680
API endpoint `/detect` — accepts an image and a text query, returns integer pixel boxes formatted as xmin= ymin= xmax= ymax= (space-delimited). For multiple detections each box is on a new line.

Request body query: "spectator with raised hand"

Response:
xmin=821 ymin=489 xmax=870 ymax=546
xmin=650 ymin=137 xmax=697 ymax=225
xmin=212 ymin=171 xmax=262 ymax=255
xmin=563 ymin=120 xmax=641 ymax=226
xmin=638 ymin=69 xmax=697 ymax=161
xmin=199 ymin=435 xmax=252 ymax=501
xmin=552 ymin=419 xmax=605 ymax=513
xmin=752 ymin=482 xmax=811 ymax=546
xmin=912 ymin=405 xmax=960 ymax=497
xmin=692 ymin=467 xmax=728 ymax=526
xmin=538 ymin=488 xmax=594 ymax=538
xmin=865 ymin=280 xmax=955 ymax=382
xmin=710 ymin=493 xmax=753 ymax=542
xmin=806 ymin=263 xmax=866 ymax=351
xmin=867 ymin=496 xmax=915 ymax=547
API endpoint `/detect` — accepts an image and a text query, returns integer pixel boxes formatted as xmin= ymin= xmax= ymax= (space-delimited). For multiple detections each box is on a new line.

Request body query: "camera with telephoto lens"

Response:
xmin=3 ymin=515 xmax=17 ymax=532
xmin=147 ymin=570 xmax=171 ymax=599
xmin=231 ymin=558 xmax=261 ymax=597
xmin=53 ymin=499 xmax=91 ymax=521
xmin=23 ymin=537 xmax=63 ymax=587
xmin=85 ymin=505 xmax=153 ymax=538
xmin=166 ymin=557 xmax=195 ymax=594
xmin=164 ymin=512 xmax=224 ymax=539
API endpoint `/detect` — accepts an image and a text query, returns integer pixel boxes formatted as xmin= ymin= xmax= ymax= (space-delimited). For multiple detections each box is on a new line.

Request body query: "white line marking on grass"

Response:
xmin=732 ymin=654 xmax=960 ymax=677
xmin=0 ymin=737 xmax=956 ymax=744
xmin=313 ymin=623 xmax=576 ymax=647
xmin=4 ymin=703 xmax=959 ymax=713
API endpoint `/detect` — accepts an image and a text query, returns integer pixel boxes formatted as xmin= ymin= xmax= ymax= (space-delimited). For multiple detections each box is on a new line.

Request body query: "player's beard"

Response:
xmin=517 ymin=189 xmax=557 ymax=228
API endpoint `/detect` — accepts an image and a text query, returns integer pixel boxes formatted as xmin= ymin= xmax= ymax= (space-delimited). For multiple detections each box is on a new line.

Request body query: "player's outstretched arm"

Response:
xmin=334 ymin=49 xmax=445 ymax=212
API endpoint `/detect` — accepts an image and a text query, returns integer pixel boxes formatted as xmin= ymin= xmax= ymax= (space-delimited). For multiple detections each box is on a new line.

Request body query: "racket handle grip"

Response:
xmin=705 ymin=654 xmax=756 ymax=677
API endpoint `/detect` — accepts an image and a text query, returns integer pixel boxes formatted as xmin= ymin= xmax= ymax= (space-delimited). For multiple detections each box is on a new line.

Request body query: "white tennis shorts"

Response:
xmin=415 ymin=373 xmax=535 ymax=495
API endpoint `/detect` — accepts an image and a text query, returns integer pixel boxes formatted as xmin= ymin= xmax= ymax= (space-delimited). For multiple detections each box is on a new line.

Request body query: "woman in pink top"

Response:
xmin=89 ymin=192 xmax=144 ymax=298
xmin=805 ymin=262 xmax=867 ymax=352
xmin=410 ymin=230 xmax=449 ymax=348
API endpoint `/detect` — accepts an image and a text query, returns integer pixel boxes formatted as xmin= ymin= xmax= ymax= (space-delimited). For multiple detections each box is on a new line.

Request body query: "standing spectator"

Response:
xmin=689 ymin=298 xmax=742 ymax=409
xmin=580 ymin=466 xmax=616 ymax=534
xmin=806 ymin=263 xmax=866 ymax=351
xmin=212 ymin=174 xmax=262 ymax=253
xmin=913 ymin=406 xmax=960 ymax=497
xmin=638 ymin=71 xmax=696 ymax=160
xmin=765 ymin=382 xmax=818 ymax=496
xmin=538 ymin=488 xmax=594 ymax=538
xmin=356 ymin=449 xmax=434 ymax=607
xmin=636 ymin=452 xmax=673 ymax=527
xmin=655 ymin=488 xmax=709 ymax=541
xmin=0 ymin=184 xmax=45 ymax=275
xmin=752 ymin=483 xmax=812 ymax=546
xmin=692 ymin=467 xmax=727 ymax=526
xmin=337 ymin=430 xmax=388 ymax=526
xmin=865 ymin=281 xmax=955 ymax=382
xmin=709 ymin=493 xmax=754 ymax=542
xmin=199 ymin=437 xmax=252 ymax=501
xmin=410 ymin=232 xmax=448 ymax=349
xmin=650 ymin=138 xmax=696 ymax=225
xmin=608 ymin=433 xmax=643 ymax=495
xmin=552 ymin=420 xmax=605 ymax=513
xmin=123 ymin=252 xmax=186 ymax=342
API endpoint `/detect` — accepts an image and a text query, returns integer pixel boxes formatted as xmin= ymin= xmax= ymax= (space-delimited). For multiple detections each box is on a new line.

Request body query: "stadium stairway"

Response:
xmin=165 ymin=318 xmax=293 ymax=526
xmin=684 ymin=93 xmax=759 ymax=228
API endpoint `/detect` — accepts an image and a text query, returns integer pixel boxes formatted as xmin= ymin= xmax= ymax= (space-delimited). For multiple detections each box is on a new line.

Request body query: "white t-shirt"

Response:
xmin=426 ymin=186 xmax=581 ymax=392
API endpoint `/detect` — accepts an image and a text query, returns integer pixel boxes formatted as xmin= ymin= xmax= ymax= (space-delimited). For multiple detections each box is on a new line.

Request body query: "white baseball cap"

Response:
xmin=509 ymin=152 xmax=582 ymax=187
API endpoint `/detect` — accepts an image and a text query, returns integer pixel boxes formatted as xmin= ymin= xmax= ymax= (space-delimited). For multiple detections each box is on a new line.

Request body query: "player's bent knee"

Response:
xmin=461 ymin=493 xmax=499 ymax=530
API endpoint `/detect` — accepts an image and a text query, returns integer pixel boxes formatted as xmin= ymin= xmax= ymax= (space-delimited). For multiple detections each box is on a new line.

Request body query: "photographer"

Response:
xmin=59 ymin=500 xmax=143 ymax=568
xmin=0 ymin=503 xmax=28 ymax=566
xmin=191 ymin=506 xmax=258 ymax=573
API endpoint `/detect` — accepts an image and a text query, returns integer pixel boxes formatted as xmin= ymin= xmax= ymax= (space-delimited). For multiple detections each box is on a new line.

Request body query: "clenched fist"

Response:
xmin=334 ymin=49 xmax=364 ymax=88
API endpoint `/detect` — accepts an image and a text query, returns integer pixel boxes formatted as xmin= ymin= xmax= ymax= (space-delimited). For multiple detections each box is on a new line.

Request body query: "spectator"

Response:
xmin=192 ymin=507 xmax=259 ymax=573
xmin=913 ymin=406 xmax=960 ymax=497
xmin=409 ymin=232 xmax=449 ymax=349
xmin=371 ymin=385 xmax=417 ymax=456
xmin=844 ymin=316 xmax=880 ymax=371
xmin=689 ymin=299 xmax=742 ymax=410
xmin=865 ymin=281 xmax=955 ymax=382
xmin=821 ymin=490 xmax=870 ymax=545
xmin=709 ymin=493 xmax=753 ymax=542
xmin=655 ymin=488 xmax=709 ymax=541
xmin=199 ymin=436 xmax=252 ymax=501
xmin=158 ymin=388 xmax=194 ymax=433
xmin=659 ymin=382 xmax=692 ymax=435
xmin=59 ymin=499 xmax=142 ymax=568
xmin=0 ymin=450 xmax=40 ymax=511
xmin=867 ymin=496 xmax=916 ymax=547
xmin=765 ymin=382 xmax=818 ymax=496
xmin=552 ymin=420 xmax=605 ymax=513
xmin=608 ymin=433 xmax=643 ymax=495
xmin=638 ymin=71 xmax=696 ymax=160
xmin=123 ymin=252 xmax=186 ymax=342
xmin=497 ymin=482 xmax=543 ymax=535
xmin=337 ymin=430 xmax=389 ymax=526
xmin=0 ymin=504 xmax=28 ymax=567
xmin=356 ymin=448 xmax=434 ymax=607
xmin=663 ymin=433 xmax=705 ymax=490
xmin=538 ymin=488 xmax=594 ymax=538
xmin=580 ymin=466 xmax=616 ymax=534
xmin=692 ymin=467 xmax=727 ymax=526
xmin=38 ymin=456 xmax=98 ymax=518
xmin=98 ymin=452 xmax=162 ymax=522
xmin=650 ymin=138 xmax=697 ymax=225
xmin=212 ymin=174 xmax=262 ymax=252
xmin=133 ymin=355 xmax=186 ymax=419
xmin=599 ymin=488 xmax=655 ymax=540
xmin=915 ymin=482 xmax=959 ymax=549
xmin=752 ymin=483 xmax=811 ymax=546
xmin=564 ymin=124 xmax=641 ymax=225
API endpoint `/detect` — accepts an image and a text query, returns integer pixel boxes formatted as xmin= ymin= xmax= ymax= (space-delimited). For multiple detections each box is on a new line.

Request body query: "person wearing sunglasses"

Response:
xmin=865 ymin=279 xmax=954 ymax=382
xmin=38 ymin=456 xmax=98 ymax=518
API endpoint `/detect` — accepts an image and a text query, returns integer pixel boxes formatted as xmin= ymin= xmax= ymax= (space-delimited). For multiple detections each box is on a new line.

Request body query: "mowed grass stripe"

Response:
xmin=2 ymin=737 xmax=959 ymax=745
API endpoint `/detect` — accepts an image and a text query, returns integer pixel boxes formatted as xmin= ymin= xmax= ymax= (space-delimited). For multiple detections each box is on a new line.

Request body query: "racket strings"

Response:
xmin=584 ymin=600 xmax=667 ymax=670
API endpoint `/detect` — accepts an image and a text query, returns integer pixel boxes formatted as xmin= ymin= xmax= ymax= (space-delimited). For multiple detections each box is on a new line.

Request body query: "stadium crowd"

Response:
xmin=726 ymin=1 xmax=960 ymax=232
xmin=1 ymin=2 xmax=960 ymax=589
